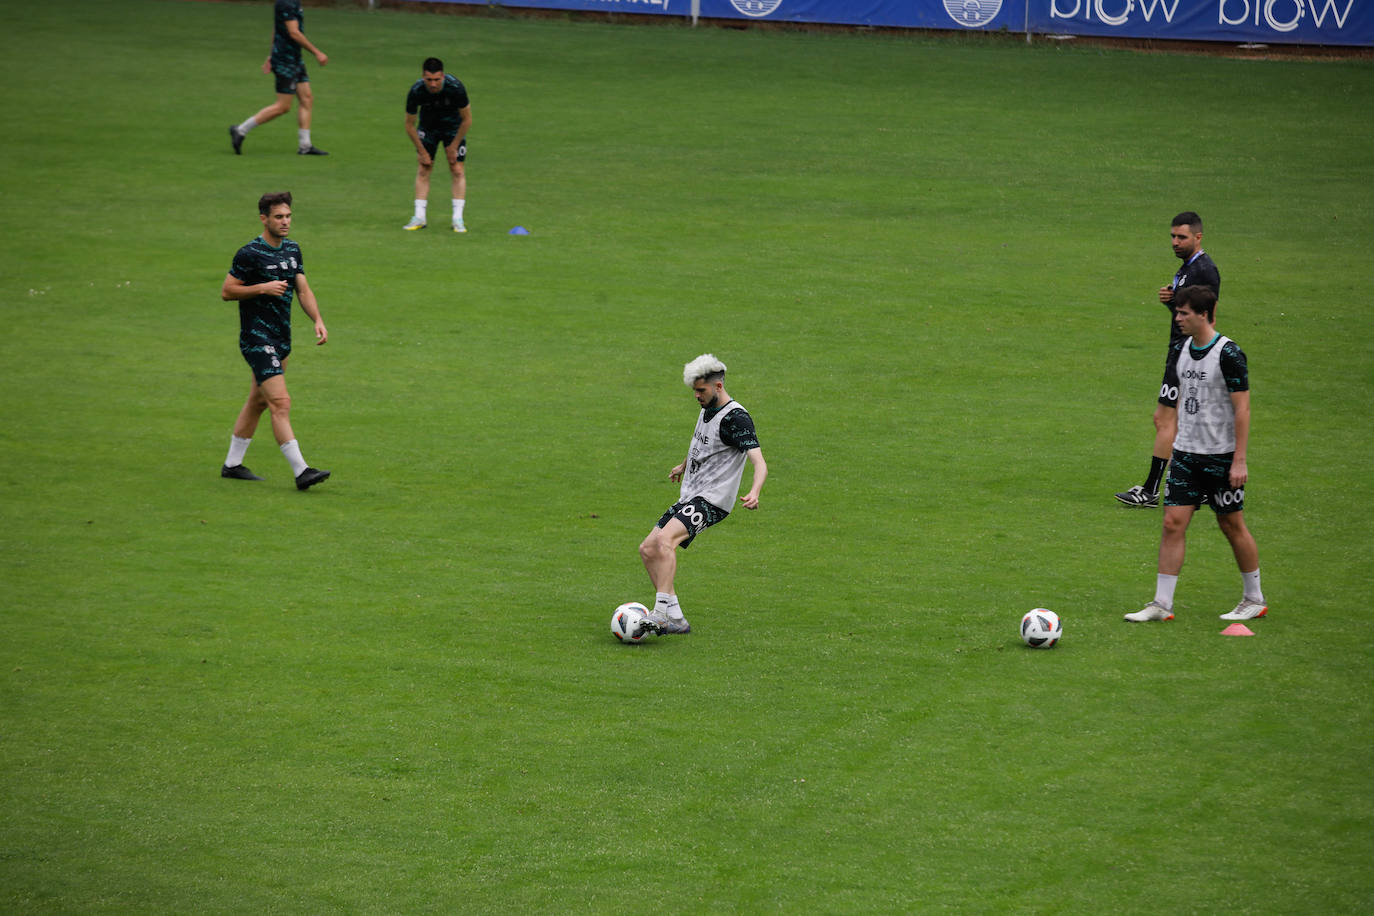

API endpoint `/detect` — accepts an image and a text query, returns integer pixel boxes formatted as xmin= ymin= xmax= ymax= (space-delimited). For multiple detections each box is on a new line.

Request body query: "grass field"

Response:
xmin=2 ymin=0 xmax=1372 ymax=911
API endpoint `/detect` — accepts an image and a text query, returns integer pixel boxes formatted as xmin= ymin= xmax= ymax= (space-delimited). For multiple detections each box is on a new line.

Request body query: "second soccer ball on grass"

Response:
xmin=1020 ymin=609 xmax=1062 ymax=648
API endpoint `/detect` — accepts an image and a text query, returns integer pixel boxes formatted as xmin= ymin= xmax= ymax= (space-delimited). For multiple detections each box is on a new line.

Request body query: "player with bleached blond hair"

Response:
xmin=638 ymin=354 xmax=768 ymax=635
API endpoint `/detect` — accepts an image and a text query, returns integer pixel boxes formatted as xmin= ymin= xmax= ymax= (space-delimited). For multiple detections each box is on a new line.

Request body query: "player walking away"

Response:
xmin=402 ymin=57 xmax=472 ymax=233
xmin=639 ymin=354 xmax=768 ymax=635
xmin=219 ymin=192 xmax=331 ymax=491
xmin=1116 ymin=212 xmax=1220 ymax=508
xmin=1125 ymin=286 xmax=1266 ymax=623
xmin=228 ymin=0 xmax=329 ymax=156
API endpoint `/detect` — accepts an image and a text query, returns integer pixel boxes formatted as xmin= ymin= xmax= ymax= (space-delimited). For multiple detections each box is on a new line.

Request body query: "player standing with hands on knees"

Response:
xmin=229 ymin=0 xmax=329 ymax=156
xmin=402 ymin=57 xmax=472 ymax=232
xmin=639 ymin=355 xmax=768 ymax=635
xmin=219 ymin=192 xmax=331 ymax=491
xmin=1125 ymin=286 xmax=1266 ymax=623
xmin=1116 ymin=212 xmax=1220 ymax=507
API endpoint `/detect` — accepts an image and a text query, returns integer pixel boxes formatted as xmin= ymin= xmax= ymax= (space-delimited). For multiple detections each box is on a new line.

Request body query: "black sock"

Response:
xmin=1143 ymin=456 xmax=1168 ymax=494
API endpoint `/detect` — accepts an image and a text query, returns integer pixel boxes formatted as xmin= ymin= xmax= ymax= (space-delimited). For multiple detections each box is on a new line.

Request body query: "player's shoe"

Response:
xmin=403 ymin=217 xmax=427 ymax=231
xmin=1114 ymin=485 xmax=1159 ymax=508
xmin=297 ymin=145 xmax=329 ymax=156
xmin=1220 ymin=599 xmax=1268 ymax=620
xmin=221 ymin=464 xmax=263 ymax=480
xmin=229 ymin=126 xmax=245 ymax=155
xmin=295 ymin=467 xmax=331 ymax=490
xmin=644 ymin=609 xmax=691 ymax=635
xmin=1124 ymin=601 xmax=1174 ymax=622
xmin=452 ymin=219 xmax=467 ymax=233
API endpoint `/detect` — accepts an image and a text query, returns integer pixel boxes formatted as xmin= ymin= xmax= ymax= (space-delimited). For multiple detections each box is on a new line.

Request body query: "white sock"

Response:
xmin=453 ymin=199 xmax=465 ymax=221
xmin=224 ymin=435 xmax=251 ymax=468
xmin=1154 ymin=574 xmax=1179 ymax=610
xmin=298 ymin=128 xmax=311 ymax=149
xmin=416 ymin=200 xmax=428 ymax=221
xmin=1242 ymin=569 xmax=1264 ymax=604
xmin=280 ymin=439 xmax=308 ymax=477
xmin=236 ymin=117 xmax=258 ymax=134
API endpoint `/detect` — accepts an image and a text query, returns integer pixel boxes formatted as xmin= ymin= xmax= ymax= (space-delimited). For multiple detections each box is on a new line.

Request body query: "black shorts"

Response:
xmin=241 ymin=341 xmax=289 ymax=385
xmin=1164 ymin=450 xmax=1245 ymax=514
xmin=1157 ymin=350 xmax=1180 ymax=407
xmin=655 ymin=497 xmax=728 ymax=549
xmin=274 ymin=62 xmax=309 ymax=95
xmin=418 ymin=129 xmax=466 ymax=162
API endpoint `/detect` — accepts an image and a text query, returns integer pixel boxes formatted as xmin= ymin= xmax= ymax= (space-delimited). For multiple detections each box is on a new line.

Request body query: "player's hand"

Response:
xmin=669 ymin=463 xmax=685 ymax=483
xmin=261 ymin=59 xmax=272 ymax=75
xmin=315 ymin=51 xmax=328 ymax=66
xmin=1158 ymin=285 xmax=1174 ymax=303
xmin=417 ymin=150 xmax=433 ymax=167
xmin=1229 ymin=459 xmax=1247 ymax=489
xmin=261 ymin=279 xmax=290 ymax=297
xmin=739 ymin=493 xmax=759 ymax=510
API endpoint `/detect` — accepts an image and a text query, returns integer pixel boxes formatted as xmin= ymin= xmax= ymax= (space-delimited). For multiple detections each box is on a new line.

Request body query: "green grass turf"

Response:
xmin=2 ymin=0 xmax=1372 ymax=910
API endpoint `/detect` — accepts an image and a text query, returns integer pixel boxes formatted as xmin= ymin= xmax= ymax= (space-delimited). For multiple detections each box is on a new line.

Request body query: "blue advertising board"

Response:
xmin=418 ymin=0 xmax=1373 ymax=45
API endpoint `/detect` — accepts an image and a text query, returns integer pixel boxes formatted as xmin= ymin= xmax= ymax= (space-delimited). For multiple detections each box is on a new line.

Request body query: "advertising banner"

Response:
xmin=694 ymin=0 xmax=1023 ymax=30
xmin=418 ymin=0 xmax=1374 ymax=45
xmin=1027 ymin=0 xmax=1373 ymax=45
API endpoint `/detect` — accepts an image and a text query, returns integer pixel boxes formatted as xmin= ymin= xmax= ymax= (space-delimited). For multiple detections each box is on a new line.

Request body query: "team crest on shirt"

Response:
xmin=943 ymin=0 xmax=1002 ymax=27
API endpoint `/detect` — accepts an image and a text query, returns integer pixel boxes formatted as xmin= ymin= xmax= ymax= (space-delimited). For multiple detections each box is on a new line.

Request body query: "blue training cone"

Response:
xmin=509 ymin=226 xmax=530 ymax=235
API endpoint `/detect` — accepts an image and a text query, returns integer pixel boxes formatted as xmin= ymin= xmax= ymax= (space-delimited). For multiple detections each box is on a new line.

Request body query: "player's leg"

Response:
xmin=1117 ymin=365 xmax=1178 ymax=507
xmin=639 ymin=517 xmax=693 ymax=633
xmin=260 ymin=368 xmax=329 ymax=489
xmin=1217 ymin=508 xmax=1266 ymax=619
xmin=448 ymin=139 xmax=467 ymax=232
xmin=1126 ymin=504 xmax=1193 ymax=621
xmin=1158 ymin=504 xmax=1195 ymax=577
xmin=222 ymin=376 xmax=270 ymax=479
xmin=294 ymin=81 xmax=326 ymax=155
xmin=231 ymin=92 xmax=294 ymax=153
xmin=409 ymin=157 xmax=433 ymax=228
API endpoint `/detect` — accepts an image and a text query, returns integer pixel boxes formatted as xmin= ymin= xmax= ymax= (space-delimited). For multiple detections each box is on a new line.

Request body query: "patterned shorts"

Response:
xmin=241 ymin=341 xmax=289 ymax=385
xmin=274 ymin=61 xmax=309 ymax=95
xmin=655 ymin=497 xmax=728 ymax=549
xmin=1165 ymin=450 xmax=1245 ymax=514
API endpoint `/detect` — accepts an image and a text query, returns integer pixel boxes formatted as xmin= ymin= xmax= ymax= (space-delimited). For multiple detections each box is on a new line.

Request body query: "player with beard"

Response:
xmin=1116 ymin=211 xmax=1220 ymax=507
xmin=639 ymin=354 xmax=768 ymax=635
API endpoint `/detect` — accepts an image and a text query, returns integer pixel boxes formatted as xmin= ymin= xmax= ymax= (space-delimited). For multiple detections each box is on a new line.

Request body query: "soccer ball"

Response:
xmin=1020 ymin=608 xmax=1062 ymax=648
xmin=611 ymin=602 xmax=652 ymax=644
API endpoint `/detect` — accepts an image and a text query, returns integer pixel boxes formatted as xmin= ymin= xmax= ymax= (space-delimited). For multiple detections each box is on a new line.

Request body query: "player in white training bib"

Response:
xmin=638 ymin=354 xmax=768 ymax=635
xmin=1125 ymin=286 xmax=1268 ymax=624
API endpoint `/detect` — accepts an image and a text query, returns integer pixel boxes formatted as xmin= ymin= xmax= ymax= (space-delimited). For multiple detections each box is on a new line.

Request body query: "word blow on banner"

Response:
xmin=420 ymin=0 xmax=1374 ymax=45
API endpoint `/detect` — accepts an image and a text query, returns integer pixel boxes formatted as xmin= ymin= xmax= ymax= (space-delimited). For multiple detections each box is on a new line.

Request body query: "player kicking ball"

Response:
xmin=638 ymin=354 xmax=768 ymax=634
xmin=1126 ymin=286 xmax=1267 ymax=623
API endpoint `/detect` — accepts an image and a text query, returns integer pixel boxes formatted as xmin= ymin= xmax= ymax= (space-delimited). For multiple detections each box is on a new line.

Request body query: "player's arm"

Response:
xmin=222 ymin=272 xmax=287 ymax=301
xmin=1228 ymin=390 xmax=1249 ymax=488
xmin=284 ymin=19 xmax=327 ymax=65
xmin=293 ymin=273 xmax=328 ymax=345
xmin=405 ymin=112 xmax=431 ymax=164
xmin=739 ymin=447 xmax=767 ymax=510
xmin=454 ymin=104 xmax=472 ymax=145
xmin=669 ymin=452 xmax=690 ymax=483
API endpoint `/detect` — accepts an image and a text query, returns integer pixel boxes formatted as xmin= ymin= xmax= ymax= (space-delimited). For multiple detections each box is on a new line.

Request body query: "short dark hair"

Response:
xmin=258 ymin=191 xmax=292 ymax=215
xmin=1172 ymin=211 xmax=1203 ymax=234
xmin=422 ymin=57 xmax=444 ymax=74
xmin=1175 ymin=285 xmax=1217 ymax=321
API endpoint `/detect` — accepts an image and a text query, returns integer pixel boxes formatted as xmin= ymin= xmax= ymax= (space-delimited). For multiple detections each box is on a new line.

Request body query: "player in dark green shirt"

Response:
xmin=228 ymin=0 xmax=330 ymax=156
xmin=403 ymin=58 xmax=472 ymax=232
xmin=219 ymin=192 xmax=331 ymax=490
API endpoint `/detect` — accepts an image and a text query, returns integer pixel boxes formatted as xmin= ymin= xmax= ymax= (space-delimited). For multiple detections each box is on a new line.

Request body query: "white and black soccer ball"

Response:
xmin=611 ymin=602 xmax=652 ymax=644
xmin=1020 ymin=608 xmax=1062 ymax=648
